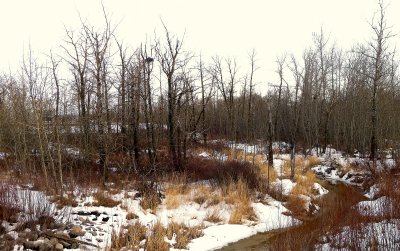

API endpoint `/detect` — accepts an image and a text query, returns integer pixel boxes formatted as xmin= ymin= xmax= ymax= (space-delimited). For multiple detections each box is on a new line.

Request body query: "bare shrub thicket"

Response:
xmin=0 ymin=183 xmax=70 ymax=232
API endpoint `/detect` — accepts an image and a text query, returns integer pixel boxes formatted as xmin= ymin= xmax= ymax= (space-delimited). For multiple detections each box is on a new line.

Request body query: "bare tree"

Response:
xmin=139 ymin=44 xmax=157 ymax=170
xmin=156 ymin=23 xmax=191 ymax=171
xmin=22 ymin=47 xmax=56 ymax=190
xmin=358 ymin=0 xmax=395 ymax=167
xmin=62 ymin=25 xmax=90 ymax=160
xmin=127 ymin=59 xmax=141 ymax=169
xmin=313 ymin=29 xmax=330 ymax=154
xmin=115 ymin=39 xmax=130 ymax=137
xmin=49 ymin=51 xmax=64 ymax=194
xmin=83 ymin=10 xmax=113 ymax=182
xmin=288 ymin=55 xmax=303 ymax=180
xmin=195 ymin=55 xmax=214 ymax=144
xmin=211 ymin=56 xmax=237 ymax=143
xmin=247 ymin=50 xmax=258 ymax=143
xmin=274 ymin=55 xmax=286 ymax=148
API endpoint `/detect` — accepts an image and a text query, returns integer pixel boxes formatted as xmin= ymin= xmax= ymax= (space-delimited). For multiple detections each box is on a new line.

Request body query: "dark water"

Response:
xmin=218 ymin=230 xmax=283 ymax=251
xmin=219 ymin=183 xmax=364 ymax=251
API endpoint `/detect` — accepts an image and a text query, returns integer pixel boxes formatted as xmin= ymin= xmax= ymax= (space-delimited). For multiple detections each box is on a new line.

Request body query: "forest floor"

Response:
xmin=0 ymin=141 xmax=399 ymax=250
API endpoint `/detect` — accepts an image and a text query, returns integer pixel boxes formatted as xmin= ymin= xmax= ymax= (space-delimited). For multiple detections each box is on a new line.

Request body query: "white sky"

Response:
xmin=0 ymin=0 xmax=399 ymax=93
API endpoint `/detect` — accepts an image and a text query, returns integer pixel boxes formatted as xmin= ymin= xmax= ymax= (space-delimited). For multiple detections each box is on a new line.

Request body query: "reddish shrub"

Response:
xmin=185 ymin=157 xmax=220 ymax=180
xmin=216 ymin=160 xmax=263 ymax=191
xmin=186 ymin=158 xmax=264 ymax=191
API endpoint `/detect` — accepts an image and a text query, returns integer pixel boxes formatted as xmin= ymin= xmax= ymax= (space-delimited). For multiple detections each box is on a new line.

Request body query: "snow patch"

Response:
xmin=364 ymin=184 xmax=380 ymax=199
xmin=188 ymin=225 xmax=257 ymax=251
xmin=0 ymin=152 xmax=7 ymax=159
xmin=271 ymin=179 xmax=295 ymax=196
xmin=312 ymin=183 xmax=329 ymax=197
xmin=356 ymin=196 xmax=394 ymax=217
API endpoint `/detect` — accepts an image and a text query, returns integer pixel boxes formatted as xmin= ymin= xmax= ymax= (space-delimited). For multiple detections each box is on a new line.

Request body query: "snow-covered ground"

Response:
xmin=271 ymin=179 xmax=295 ymax=197
xmin=3 ymin=182 xmax=299 ymax=250
xmin=316 ymin=220 xmax=400 ymax=250
xmin=186 ymin=200 xmax=297 ymax=251
xmin=2 ymin=141 xmax=399 ymax=250
xmin=300 ymin=193 xmax=394 ymax=249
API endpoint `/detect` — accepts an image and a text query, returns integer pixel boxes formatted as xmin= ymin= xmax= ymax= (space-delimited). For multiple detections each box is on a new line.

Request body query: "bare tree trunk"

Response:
xmin=141 ymin=50 xmax=157 ymax=170
xmin=156 ymin=23 xmax=189 ymax=172
xmin=50 ymin=53 xmax=63 ymax=194
xmin=275 ymin=55 xmax=286 ymax=147
xmin=127 ymin=64 xmax=141 ymax=169
xmin=360 ymin=0 xmax=393 ymax=169
xmin=267 ymin=100 xmax=274 ymax=189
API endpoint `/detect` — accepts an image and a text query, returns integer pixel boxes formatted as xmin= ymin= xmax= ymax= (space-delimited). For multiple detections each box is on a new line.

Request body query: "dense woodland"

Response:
xmin=0 ymin=2 xmax=399 ymax=189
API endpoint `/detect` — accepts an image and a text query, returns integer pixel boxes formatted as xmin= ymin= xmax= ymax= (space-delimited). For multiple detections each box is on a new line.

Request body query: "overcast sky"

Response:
xmin=1 ymin=0 xmax=399 ymax=93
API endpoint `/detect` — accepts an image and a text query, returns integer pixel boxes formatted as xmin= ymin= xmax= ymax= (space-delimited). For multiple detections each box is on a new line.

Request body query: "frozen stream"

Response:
xmin=219 ymin=182 xmax=365 ymax=251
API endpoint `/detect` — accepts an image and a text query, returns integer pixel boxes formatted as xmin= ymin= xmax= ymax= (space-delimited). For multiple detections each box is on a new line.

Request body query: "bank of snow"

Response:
xmin=316 ymin=219 xmax=400 ymax=250
xmin=186 ymin=198 xmax=298 ymax=251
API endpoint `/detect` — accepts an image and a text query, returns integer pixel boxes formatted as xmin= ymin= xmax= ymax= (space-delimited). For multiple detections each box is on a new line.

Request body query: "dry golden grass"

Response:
xmin=280 ymin=156 xmax=306 ymax=176
xmin=191 ymin=184 xmax=212 ymax=206
xmin=277 ymin=155 xmax=320 ymax=178
xmin=219 ymin=177 xmax=251 ymax=205
xmin=306 ymin=156 xmax=321 ymax=169
xmin=126 ymin=212 xmax=138 ymax=220
xmin=164 ymin=171 xmax=261 ymax=211
xmin=164 ymin=174 xmax=190 ymax=209
xmin=259 ymin=162 xmax=278 ymax=182
xmin=282 ymin=160 xmax=292 ymax=177
xmin=145 ymin=222 xmax=169 ymax=251
xmin=292 ymin=170 xmax=319 ymax=196
xmin=285 ymin=194 xmax=310 ymax=218
xmin=140 ymin=191 xmax=161 ymax=212
xmin=224 ymin=147 xmax=255 ymax=161
xmin=229 ymin=201 xmax=257 ymax=224
xmin=206 ymin=195 xmax=222 ymax=207
xmin=223 ymin=148 xmax=235 ymax=160
xmin=236 ymin=150 xmax=255 ymax=162
xmin=110 ymin=222 xmax=147 ymax=249
xmin=228 ymin=208 xmax=242 ymax=224
xmin=50 ymin=194 xmax=78 ymax=209
xmin=287 ymin=169 xmax=320 ymax=217
xmin=295 ymin=156 xmax=306 ymax=172
xmin=252 ymin=154 xmax=266 ymax=163
xmin=205 ymin=208 xmax=223 ymax=223
xmin=227 ymin=148 xmax=264 ymax=163
xmin=93 ymin=190 xmax=120 ymax=207
xmin=166 ymin=222 xmax=203 ymax=249
xmin=137 ymin=182 xmax=161 ymax=212
xmin=290 ymin=183 xmax=309 ymax=197
xmin=217 ymin=177 xmax=258 ymax=224
xmin=192 ymin=181 xmax=253 ymax=209
xmin=110 ymin=221 xmax=203 ymax=250
xmin=301 ymin=170 xmax=318 ymax=186
xmin=165 ymin=174 xmax=189 ymax=194
xmin=165 ymin=194 xmax=184 ymax=209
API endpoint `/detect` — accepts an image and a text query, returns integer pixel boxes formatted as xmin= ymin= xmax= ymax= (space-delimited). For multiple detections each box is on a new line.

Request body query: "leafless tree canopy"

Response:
xmin=0 ymin=1 xmax=399 ymax=190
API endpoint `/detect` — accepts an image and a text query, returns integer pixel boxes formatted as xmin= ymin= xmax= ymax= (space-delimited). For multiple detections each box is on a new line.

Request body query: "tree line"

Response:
xmin=0 ymin=1 xmax=398 ymax=189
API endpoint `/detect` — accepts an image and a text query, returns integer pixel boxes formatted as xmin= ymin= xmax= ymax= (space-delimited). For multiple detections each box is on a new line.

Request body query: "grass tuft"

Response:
xmin=137 ymin=182 xmax=161 ymax=211
xmin=166 ymin=222 xmax=203 ymax=249
xmin=93 ymin=190 xmax=120 ymax=207
xmin=51 ymin=194 xmax=78 ymax=209
xmin=164 ymin=174 xmax=189 ymax=209
xmin=205 ymin=209 xmax=223 ymax=223
xmin=145 ymin=222 xmax=169 ymax=251
xmin=110 ymin=222 xmax=147 ymax=249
